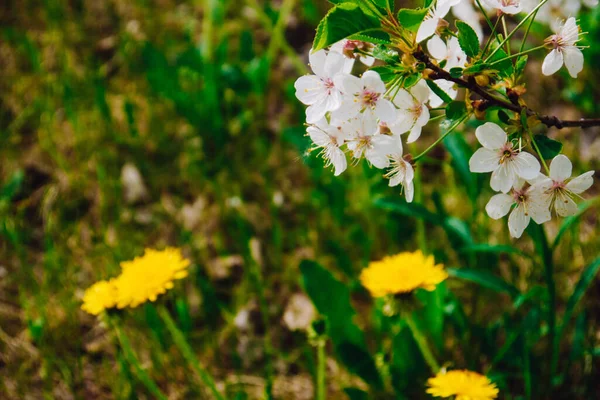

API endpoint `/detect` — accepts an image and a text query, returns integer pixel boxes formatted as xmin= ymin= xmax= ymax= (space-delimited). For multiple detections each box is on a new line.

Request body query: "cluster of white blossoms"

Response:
xmin=294 ymin=0 xmax=596 ymax=238
xmin=470 ymin=123 xmax=594 ymax=238
xmin=295 ymin=43 xmax=441 ymax=202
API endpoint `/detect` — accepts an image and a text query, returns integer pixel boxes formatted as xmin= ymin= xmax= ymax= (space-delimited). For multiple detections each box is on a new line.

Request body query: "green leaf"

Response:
xmin=300 ymin=260 xmax=382 ymax=388
xmin=313 ymin=3 xmax=382 ymax=51
xmin=449 ymin=67 xmax=464 ymax=78
xmin=403 ymin=73 xmax=421 ymax=89
xmin=397 ymin=8 xmax=428 ymax=32
xmin=426 ymin=80 xmax=453 ymax=104
xmin=459 ymin=244 xmax=529 ymax=258
xmin=344 ymin=388 xmax=369 ymax=400
xmin=533 ymin=135 xmax=563 ymax=160
xmin=372 ymin=45 xmax=400 ymax=63
xmin=369 ymin=66 xmax=400 ymax=83
xmin=557 ymin=257 xmax=600 ymax=347
xmin=337 ymin=342 xmax=383 ymax=389
xmin=447 ymin=268 xmax=520 ymax=298
xmin=515 ymin=55 xmax=529 ymax=77
xmin=445 ymin=101 xmax=468 ymax=121
xmin=372 ymin=0 xmax=394 ymax=11
xmin=456 ymin=20 xmax=480 ymax=58
xmin=553 ymin=199 xmax=599 ymax=249
xmin=374 ymin=198 xmax=473 ymax=246
xmin=488 ymin=46 xmax=513 ymax=78
xmin=348 ymin=29 xmax=392 ymax=45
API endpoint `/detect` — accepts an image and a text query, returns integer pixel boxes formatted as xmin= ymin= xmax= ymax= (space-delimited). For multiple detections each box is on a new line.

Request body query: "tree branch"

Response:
xmin=413 ymin=51 xmax=600 ymax=130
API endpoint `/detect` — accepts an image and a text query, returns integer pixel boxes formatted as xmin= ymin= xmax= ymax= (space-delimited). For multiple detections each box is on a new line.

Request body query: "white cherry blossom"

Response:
xmin=390 ymin=80 xmax=431 ymax=143
xmin=542 ymin=17 xmax=584 ymax=78
xmin=530 ymin=155 xmax=595 ymax=217
xmin=343 ymin=114 xmax=397 ymax=169
xmin=385 ymin=138 xmax=415 ymax=202
xmin=333 ymin=70 xmax=397 ymax=123
xmin=486 ymin=180 xmax=552 ymax=238
xmin=469 ymin=122 xmax=541 ymax=193
xmin=427 ymin=36 xmax=466 ymax=107
xmin=417 ymin=0 xmax=463 ymax=43
xmin=294 ymin=49 xmax=347 ymax=123
xmin=483 ymin=0 xmax=522 ymax=15
xmin=306 ymin=119 xmax=349 ymax=176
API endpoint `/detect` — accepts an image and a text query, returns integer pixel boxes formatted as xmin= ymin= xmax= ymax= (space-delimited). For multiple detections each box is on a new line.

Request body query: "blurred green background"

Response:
xmin=1 ymin=1 xmax=599 ymax=399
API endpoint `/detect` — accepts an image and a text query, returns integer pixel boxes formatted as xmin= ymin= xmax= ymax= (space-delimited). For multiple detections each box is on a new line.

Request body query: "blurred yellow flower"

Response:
xmin=426 ymin=370 xmax=499 ymax=400
xmin=81 ymin=279 xmax=118 ymax=315
xmin=115 ymin=247 xmax=190 ymax=308
xmin=360 ymin=250 xmax=447 ymax=297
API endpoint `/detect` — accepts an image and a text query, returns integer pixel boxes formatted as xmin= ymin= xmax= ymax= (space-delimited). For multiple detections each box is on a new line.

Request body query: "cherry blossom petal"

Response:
xmin=307 ymin=127 xmax=330 ymax=147
xmin=469 ymin=148 xmax=500 ymax=173
xmin=306 ymin=104 xmax=327 ymax=124
xmin=475 ymin=122 xmax=507 ymax=150
xmin=563 ymin=46 xmax=584 ymax=78
xmin=391 ymin=113 xmax=415 ymax=135
xmin=330 ymin=147 xmax=348 ymax=176
xmin=405 ymin=180 xmax=415 ymax=203
xmin=333 ymin=74 xmax=362 ymax=95
xmin=362 ymin=70 xmax=387 ymax=94
xmin=294 ymin=75 xmax=324 ymax=105
xmin=566 ymin=171 xmax=595 ymax=194
xmin=393 ymin=89 xmax=414 ymax=109
xmin=412 ymin=80 xmax=431 ymax=104
xmin=416 ymin=105 xmax=430 ymax=128
xmin=407 ymin=125 xmax=423 ymax=143
xmin=554 ymin=191 xmax=578 ymax=217
xmin=417 ymin=17 xmax=439 ymax=43
xmin=549 ymin=154 xmax=572 ymax=182
xmin=508 ymin=206 xmax=530 ymax=239
xmin=527 ymin=196 xmax=552 ymax=224
xmin=561 ymin=17 xmax=580 ymax=45
xmin=485 ymin=193 xmax=514 ymax=220
xmin=491 ymin=164 xmax=517 ymax=193
xmin=427 ymin=35 xmax=448 ymax=60
xmin=375 ymin=98 xmax=398 ymax=123
xmin=542 ymin=49 xmax=564 ymax=76
xmin=513 ymin=152 xmax=541 ymax=180
xmin=324 ymin=51 xmax=347 ymax=77
xmin=309 ymin=49 xmax=327 ymax=77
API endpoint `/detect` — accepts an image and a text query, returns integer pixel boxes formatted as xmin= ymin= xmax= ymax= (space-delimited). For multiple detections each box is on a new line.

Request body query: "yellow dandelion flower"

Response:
xmin=81 ymin=279 xmax=118 ymax=315
xmin=114 ymin=247 xmax=190 ymax=309
xmin=426 ymin=370 xmax=499 ymax=400
xmin=359 ymin=250 xmax=447 ymax=297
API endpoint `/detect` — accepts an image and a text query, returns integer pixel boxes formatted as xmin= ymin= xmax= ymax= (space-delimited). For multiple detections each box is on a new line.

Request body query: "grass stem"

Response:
xmin=157 ymin=305 xmax=225 ymax=400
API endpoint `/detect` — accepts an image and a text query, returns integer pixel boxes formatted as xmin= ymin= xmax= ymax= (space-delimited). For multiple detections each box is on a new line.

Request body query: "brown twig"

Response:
xmin=413 ymin=51 xmax=600 ymax=130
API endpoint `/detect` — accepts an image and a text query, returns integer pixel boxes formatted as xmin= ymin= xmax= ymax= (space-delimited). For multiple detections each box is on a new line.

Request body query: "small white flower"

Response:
xmin=427 ymin=36 xmax=466 ymax=107
xmin=469 ymin=122 xmax=541 ymax=193
xmin=294 ymin=49 xmax=346 ymax=123
xmin=390 ymin=80 xmax=431 ymax=143
xmin=483 ymin=0 xmax=522 ymax=15
xmin=416 ymin=0 xmax=463 ymax=43
xmin=334 ymin=70 xmax=397 ymax=123
xmin=385 ymin=138 xmax=415 ymax=202
xmin=330 ymin=39 xmax=375 ymax=72
xmin=530 ymin=155 xmax=595 ymax=217
xmin=343 ymin=114 xmax=397 ymax=169
xmin=306 ymin=119 xmax=349 ymax=176
xmin=542 ymin=17 xmax=584 ymax=78
xmin=486 ymin=181 xmax=552 ymax=238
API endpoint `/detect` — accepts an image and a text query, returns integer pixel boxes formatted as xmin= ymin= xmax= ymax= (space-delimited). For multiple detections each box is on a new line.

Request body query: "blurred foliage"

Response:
xmin=0 ymin=1 xmax=599 ymax=399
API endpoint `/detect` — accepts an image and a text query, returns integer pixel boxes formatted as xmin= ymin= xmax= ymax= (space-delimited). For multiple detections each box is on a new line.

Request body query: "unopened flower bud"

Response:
xmin=475 ymin=74 xmax=490 ymax=87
